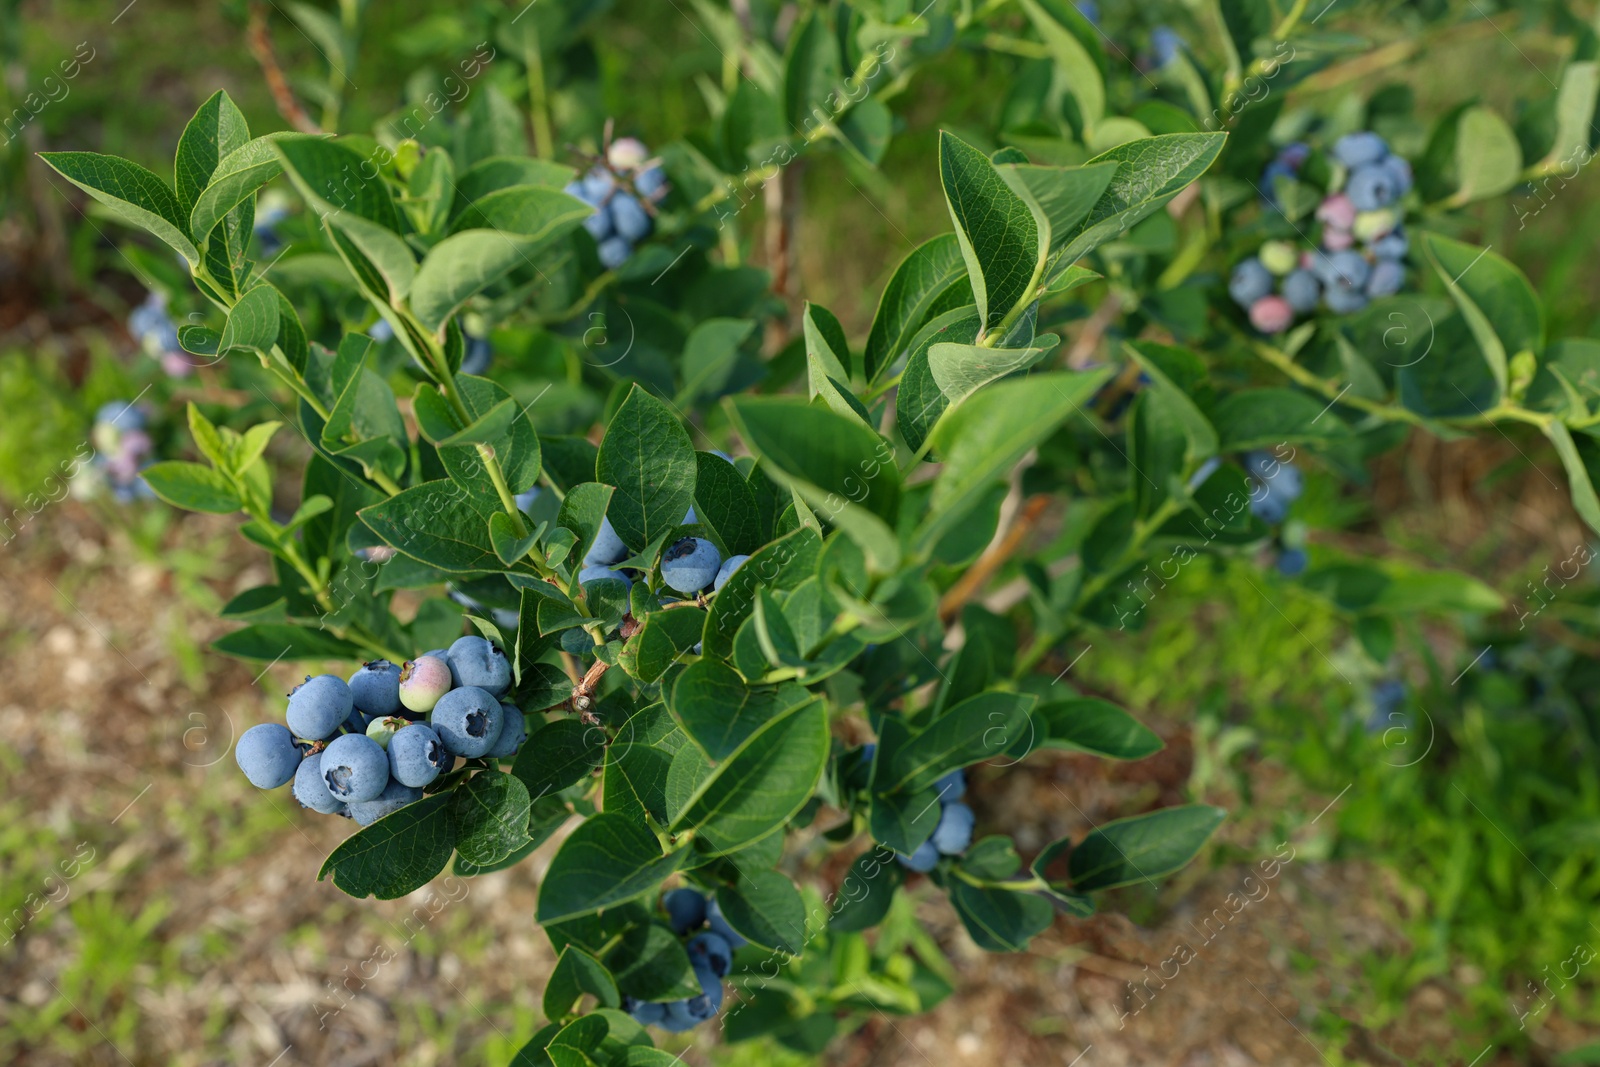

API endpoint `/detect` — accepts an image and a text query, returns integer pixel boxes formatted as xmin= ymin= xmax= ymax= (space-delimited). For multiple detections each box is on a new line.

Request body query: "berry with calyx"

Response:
xmin=1324 ymin=285 xmax=1369 ymax=314
xmin=685 ymin=965 xmax=724 ymax=1022
xmin=320 ymin=733 xmax=390 ymax=803
xmin=896 ymin=839 xmax=939 ymax=872
xmin=1352 ymin=209 xmax=1398 ymax=243
xmin=686 ymin=931 xmax=733 ymax=978
xmin=661 ymin=537 xmax=722 ymax=593
xmin=1332 ymin=131 xmax=1388 ymax=168
xmin=635 ymin=166 xmax=667 ymax=198
xmin=659 ymin=999 xmax=699 ymax=1032
xmin=446 ymin=635 xmax=512 ymax=696
xmin=389 ymin=723 xmax=449 ymax=787
xmin=1347 ymin=163 xmax=1401 ymax=211
xmin=399 ymin=655 xmax=453 ymax=713
xmin=1281 ymin=269 xmax=1321 ymax=313
xmin=286 ymin=675 xmax=354 ymax=741
xmin=664 ymin=887 xmax=708 ymax=934
xmin=487 ymin=702 xmax=527 ymax=758
xmin=293 ymin=751 xmax=345 ymax=814
xmin=348 ymin=660 xmax=402 ymax=717
xmin=236 ymin=723 xmax=301 ymax=788
xmin=429 ymin=686 xmax=504 ymax=758
xmin=607 ymin=136 xmax=650 ymax=171
xmin=1372 ymin=231 xmax=1408 ymax=261
xmin=348 ymin=779 xmax=423 ymax=826
xmin=365 ymin=715 xmax=411 ymax=749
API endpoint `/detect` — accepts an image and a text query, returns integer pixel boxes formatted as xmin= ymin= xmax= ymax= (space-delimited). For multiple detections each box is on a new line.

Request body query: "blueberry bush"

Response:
xmin=23 ymin=0 xmax=1600 ymax=1061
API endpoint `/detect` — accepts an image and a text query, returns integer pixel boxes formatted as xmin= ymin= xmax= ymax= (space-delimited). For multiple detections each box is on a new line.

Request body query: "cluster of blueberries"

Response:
xmin=126 ymin=292 xmax=194 ymax=377
xmin=565 ymin=137 xmax=667 ymax=271
xmin=84 ymin=402 xmax=156 ymax=504
xmin=233 ymin=636 xmax=529 ymax=825
xmin=855 ymin=753 xmax=973 ymax=871
xmin=621 ymin=888 xmax=746 ymax=1031
xmin=1234 ymin=132 xmax=1412 ymax=331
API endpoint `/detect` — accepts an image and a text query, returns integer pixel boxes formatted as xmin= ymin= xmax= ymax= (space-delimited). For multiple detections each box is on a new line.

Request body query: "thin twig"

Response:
xmin=938 ymin=494 xmax=1052 ymax=625
xmin=247 ymin=1 xmax=320 ymax=134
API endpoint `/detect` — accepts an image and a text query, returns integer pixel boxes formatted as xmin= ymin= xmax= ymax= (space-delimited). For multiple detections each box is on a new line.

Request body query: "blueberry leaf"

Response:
xmin=1054 ymin=133 xmax=1226 ymax=265
xmin=543 ymin=945 xmax=621 ymax=1022
xmin=714 ymin=868 xmax=807 ymax=953
xmin=512 ymin=719 xmax=607 ymax=802
xmin=864 ymin=233 xmax=974 ymax=383
xmin=536 ymin=813 xmax=688 ymax=923
xmin=1036 ymin=698 xmax=1163 ymax=759
xmin=939 ymin=131 xmax=1049 ymax=332
xmin=1067 ymin=803 xmax=1226 ymax=892
xmin=451 ymin=771 xmax=533 ymax=866
xmin=596 ymin=385 xmax=698 ymax=554
xmin=38 ymin=151 xmax=200 ymax=264
xmin=669 ymin=659 xmax=812 ymax=759
xmin=318 ymin=792 xmax=456 ymax=899
xmin=174 ymin=89 xmax=251 ymax=221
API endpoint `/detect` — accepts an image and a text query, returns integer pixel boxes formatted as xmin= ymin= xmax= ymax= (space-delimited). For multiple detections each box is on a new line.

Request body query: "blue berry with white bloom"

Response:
xmin=705 ymin=896 xmax=747 ymax=949
xmin=1347 ymin=163 xmax=1401 ymax=211
xmin=293 ymin=751 xmax=344 ymax=813
xmin=1229 ymin=258 xmax=1273 ymax=308
xmin=583 ymin=203 xmax=613 ymax=241
xmin=429 ymin=686 xmax=504 ymax=758
xmin=1332 ymin=131 xmax=1389 ymax=168
xmin=579 ymin=563 xmax=631 ymax=590
xmin=389 ymin=723 xmax=449 ymax=787
xmin=664 ymin=887 xmax=708 ymax=934
xmin=662 ymin=537 xmax=722 ymax=593
xmin=713 ymin=554 xmax=749 ymax=592
xmin=348 ymin=660 xmax=402 ymax=717
xmin=320 ymin=733 xmax=390 ymax=804
xmin=585 ymin=516 xmax=629 ymax=565
xmin=1281 ymin=269 xmax=1321 ymax=313
xmin=348 ymin=779 xmax=423 ymax=826
xmin=597 ymin=236 xmax=632 ymax=270
xmin=932 ymin=802 xmax=975 ymax=854
xmin=1277 ymin=547 xmax=1309 ymax=577
xmin=286 ymin=674 xmax=354 ymax=740
xmin=1367 ymin=259 xmax=1405 ymax=298
xmin=610 ymin=192 xmax=651 ymax=242
xmin=635 ymin=166 xmax=667 ymax=198
xmin=896 ymin=839 xmax=940 ymax=872
xmin=446 ymin=635 xmax=512 ymax=697
xmin=236 ymin=723 xmax=301 ymax=789
xmin=687 ymin=931 xmax=733 ymax=978
xmin=935 ymin=767 xmax=967 ymax=801
xmin=1372 ymin=231 xmax=1408 ymax=261
xmin=487 ymin=702 xmax=527 ymax=758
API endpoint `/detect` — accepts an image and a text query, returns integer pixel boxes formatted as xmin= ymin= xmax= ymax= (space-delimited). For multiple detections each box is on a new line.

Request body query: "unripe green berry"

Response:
xmin=1258 ymin=240 xmax=1297 ymax=276
xmin=365 ymin=715 xmax=412 ymax=749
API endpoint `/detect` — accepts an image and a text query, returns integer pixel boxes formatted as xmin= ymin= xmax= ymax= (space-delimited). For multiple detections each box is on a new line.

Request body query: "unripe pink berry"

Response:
xmin=607 ymin=137 xmax=649 ymax=172
xmin=1249 ymin=295 xmax=1295 ymax=334
xmin=399 ymin=655 xmax=453 ymax=713
xmin=1315 ymin=193 xmax=1357 ymax=230
xmin=1322 ymin=228 xmax=1354 ymax=251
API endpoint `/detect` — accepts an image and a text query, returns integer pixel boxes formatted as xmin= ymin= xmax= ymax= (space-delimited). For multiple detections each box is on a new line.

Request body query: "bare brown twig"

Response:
xmin=246 ymin=1 xmax=320 ymax=134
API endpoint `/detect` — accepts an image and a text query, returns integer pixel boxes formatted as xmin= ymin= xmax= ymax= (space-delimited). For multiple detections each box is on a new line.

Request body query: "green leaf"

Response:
xmin=725 ymin=397 xmax=900 ymax=524
xmin=513 ymin=719 xmax=607 ymax=801
xmin=211 ymin=623 xmax=364 ymax=661
xmin=921 ymin=369 xmax=1111 ymax=546
xmin=489 ymin=512 xmax=539 ymax=567
xmin=38 ymin=151 xmax=199 ymax=264
xmin=1068 ymin=804 xmax=1225 ymax=891
xmin=828 ymin=848 xmax=905 ymax=932
xmin=677 ymin=318 xmax=757 ymax=407
xmin=218 ymin=283 xmax=281 ymax=357
xmin=948 ymin=880 xmax=1055 ymax=952
xmin=1000 ymin=162 xmax=1119 ymax=265
xmin=800 ymin=302 xmax=869 ymax=419
xmin=189 ymin=136 xmax=284 ymax=244
xmin=927 ymin=336 xmax=1059 ymax=405
xmin=714 ymin=869 xmax=807 ymax=953
xmin=451 ymin=771 xmax=533 ymax=865
xmin=1208 ymin=388 xmax=1352 ymax=450
xmin=451 ymin=157 xmax=577 ymax=216
xmin=1452 ymin=107 xmax=1523 ymax=205
xmin=896 ymin=306 xmax=983 ymax=454
xmin=632 ymin=609 xmax=706 ymax=683
xmin=272 ymin=134 xmax=402 ymax=230
xmin=693 ymin=453 xmax=763 ymax=556
xmin=782 ymin=10 xmax=842 ymax=132
xmin=1037 ymin=698 xmax=1163 ymax=759
xmin=596 ymin=386 xmax=698 ymax=554
xmin=174 ymin=90 xmax=251 ymax=223
xmin=864 ymin=233 xmax=973 ymax=383
xmin=703 ymin=525 xmax=821 ymax=657
xmin=669 ymin=659 xmax=812 ymax=760
xmin=412 ymin=188 xmax=591 ymax=332
xmin=1015 ymin=0 xmax=1105 ymax=130
xmin=536 ymin=813 xmax=687 ymax=923
xmin=882 ymin=692 xmax=1036 ymax=794
xmin=142 ymin=461 xmax=240 ymax=513
xmin=938 ymin=131 xmax=1049 ymax=332
xmin=1548 ymin=61 xmax=1600 ymax=166
xmin=1055 ymin=134 xmax=1226 ymax=265
xmin=868 ymin=787 xmax=941 ymax=856
xmin=544 ymin=946 xmax=621 ymax=1022
xmin=557 ymin=482 xmax=616 ymax=567
xmin=1545 ymin=422 xmax=1600 ymax=536
xmin=1423 ymin=233 xmax=1543 ymax=399
xmin=436 ymin=376 xmax=542 ymax=511
xmin=669 ymin=697 xmax=828 ymax=854
xmin=359 ymin=481 xmax=502 ymax=573
xmin=441 ymin=396 xmax=518 ymax=447
xmin=318 ymin=793 xmax=455 ymax=899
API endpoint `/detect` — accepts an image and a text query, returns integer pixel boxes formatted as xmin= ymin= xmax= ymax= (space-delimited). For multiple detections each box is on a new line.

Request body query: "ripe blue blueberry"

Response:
xmin=235 ymin=723 xmax=301 ymax=788
xmin=932 ymin=802 xmax=975 ymax=855
xmin=348 ymin=779 xmax=423 ymax=826
xmin=896 ymin=839 xmax=939 ymax=872
xmin=1347 ymin=163 xmax=1400 ymax=211
xmin=389 ymin=723 xmax=449 ymax=787
xmin=664 ymin=887 xmax=708 ymax=934
xmin=610 ymin=193 xmax=651 ymax=242
xmin=1260 ymin=159 xmax=1297 ymax=205
xmin=685 ymin=963 xmax=725 ymax=1021
xmin=581 ymin=168 xmax=615 ymax=202
xmin=1372 ymin=231 xmax=1408 ymax=261
xmin=1366 ymin=259 xmax=1405 ymax=298
xmin=705 ymin=896 xmax=748 ymax=949
xmin=579 ymin=563 xmax=631 ymax=590
xmin=399 ymin=655 xmax=453 ymax=713
xmin=1324 ymin=251 xmax=1371 ymax=291
xmin=1277 ymin=547 xmax=1309 ymax=576
xmin=1323 ymin=285 xmax=1369 ymax=314
xmin=686 ymin=931 xmax=734 ymax=978
xmin=320 ymin=733 xmax=391 ymax=803
xmin=1245 ymin=452 xmax=1303 ymax=502
xmin=1281 ymin=269 xmax=1321 ymax=313
xmin=1332 ymin=131 xmax=1388 ymax=168
xmin=597 ymin=236 xmax=632 ymax=270
xmin=461 ymin=334 xmax=492 ymax=375
xmin=286 ymin=674 xmax=354 ymax=740
xmin=348 ymin=659 xmax=402 ymax=717
xmin=583 ymin=202 xmax=613 ymax=241
xmin=293 ymin=751 xmax=345 ymax=814
xmin=713 ymin=554 xmax=749 ymax=592
xmin=1379 ymin=154 xmax=1413 ymax=197
xmin=635 ymin=166 xmax=667 ymax=198
xmin=429 ymin=686 xmax=504 ymax=758
xmin=662 ymin=537 xmax=722 ymax=593
xmin=659 ymin=999 xmax=699 ymax=1032
xmin=626 ymin=997 xmax=666 ymax=1025
xmin=1251 ymin=492 xmax=1290 ymax=525
xmin=446 ymin=635 xmax=512 ymax=697
xmin=935 ymin=767 xmax=967 ymax=801
xmin=1228 ymin=258 xmax=1273 ymax=308
xmin=1149 ymin=26 xmax=1182 ymax=67
xmin=488 ymin=702 xmax=527 ymax=758
xmin=585 ymin=516 xmax=629 ymax=565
